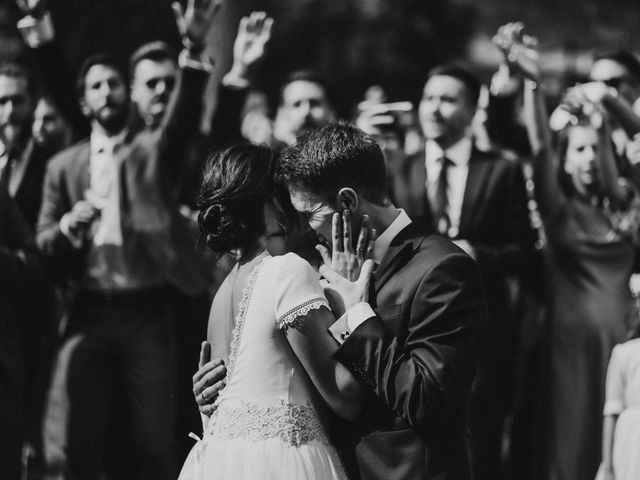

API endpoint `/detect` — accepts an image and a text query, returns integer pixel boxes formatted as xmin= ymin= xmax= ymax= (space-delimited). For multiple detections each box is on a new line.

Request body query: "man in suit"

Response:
xmin=0 ymin=185 xmax=41 ymax=480
xmin=392 ymin=64 xmax=535 ymax=480
xmin=276 ymin=122 xmax=487 ymax=480
xmin=0 ymin=62 xmax=61 ymax=230
xmin=0 ymin=63 xmax=69 ymax=473
xmin=270 ymin=69 xmax=336 ymax=153
xmin=35 ymin=1 xmax=218 ymax=477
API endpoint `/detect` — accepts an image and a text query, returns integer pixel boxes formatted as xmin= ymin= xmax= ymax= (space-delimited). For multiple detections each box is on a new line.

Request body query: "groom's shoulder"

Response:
xmin=405 ymin=228 xmax=478 ymax=277
xmin=402 ymin=220 xmax=467 ymax=260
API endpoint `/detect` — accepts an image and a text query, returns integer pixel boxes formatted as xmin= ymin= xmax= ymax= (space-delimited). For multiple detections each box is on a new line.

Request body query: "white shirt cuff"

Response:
xmin=178 ymin=49 xmax=214 ymax=73
xmin=59 ymin=214 xmax=83 ymax=249
xmin=328 ymin=302 xmax=375 ymax=344
xmin=222 ymin=72 xmax=250 ymax=90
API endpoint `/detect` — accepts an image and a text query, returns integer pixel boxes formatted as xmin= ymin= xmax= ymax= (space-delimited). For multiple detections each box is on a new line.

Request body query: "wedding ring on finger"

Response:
xmin=357 ymin=248 xmax=366 ymax=257
xmin=201 ymin=390 xmax=209 ymax=402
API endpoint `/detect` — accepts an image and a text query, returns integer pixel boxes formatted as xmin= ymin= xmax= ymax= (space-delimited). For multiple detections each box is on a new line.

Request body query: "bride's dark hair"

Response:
xmin=197 ymin=144 xmax=275 ymax=254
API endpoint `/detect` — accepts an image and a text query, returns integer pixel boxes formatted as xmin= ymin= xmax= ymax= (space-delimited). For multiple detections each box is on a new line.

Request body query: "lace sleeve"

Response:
xmin=277 ymin=298 xmax=329 ymax=330
xmin=274 ymin=253 xmax=329 ymax=330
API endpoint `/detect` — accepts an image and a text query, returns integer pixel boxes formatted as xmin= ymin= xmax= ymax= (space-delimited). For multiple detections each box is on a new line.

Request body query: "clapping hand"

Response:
xmin=172 ymin=0 xmax=223 ymax=48
xmin=493 ymin=22 xmax=540 ymax=81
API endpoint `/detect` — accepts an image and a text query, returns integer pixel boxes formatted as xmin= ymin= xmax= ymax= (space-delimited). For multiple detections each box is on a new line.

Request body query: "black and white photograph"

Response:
xmin=1 ymin=1 xmax=640 ymax=479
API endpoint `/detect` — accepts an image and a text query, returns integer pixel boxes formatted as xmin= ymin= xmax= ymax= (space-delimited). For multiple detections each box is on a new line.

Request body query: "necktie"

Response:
xmin=0 ymin=153 xmax=15 ymax=191
xmin=432 ymin=156 xmax=451 ymax=235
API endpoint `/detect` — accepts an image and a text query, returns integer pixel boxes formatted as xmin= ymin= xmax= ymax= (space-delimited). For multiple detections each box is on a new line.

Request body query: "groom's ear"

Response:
xmin=337 ymin=187 xmax=359 ymax=212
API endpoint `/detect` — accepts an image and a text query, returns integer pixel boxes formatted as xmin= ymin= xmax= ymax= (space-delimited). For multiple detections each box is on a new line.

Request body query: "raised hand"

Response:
xmin=231 ymin=12 xmax=273 ymax=74
xmin=492 ymin=22 xmax=540 ymax=81
xmin=172 ymin=0 xmax=222 ymax=47
xmin=316 ymin=210 xmax=376 ymax=282
xmin=15 ymin=0 xmax=48 ymax=17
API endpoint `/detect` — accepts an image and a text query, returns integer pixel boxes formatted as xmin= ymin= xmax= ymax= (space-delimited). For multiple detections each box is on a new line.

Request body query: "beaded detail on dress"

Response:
xmin=205 ymin=400 xmax=329 ymax=447
xmin=277 ymin=298 xmax=329 ymax=330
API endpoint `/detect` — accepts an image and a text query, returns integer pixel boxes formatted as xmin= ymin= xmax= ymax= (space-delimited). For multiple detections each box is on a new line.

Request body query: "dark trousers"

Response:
xmin=173 ymin=292 xmax=208 ymax=462
xmin=468 ymin=301 xmax=518 ymax=480
xmin=65 ymin=288 xmax=177 ymax=480
xmin=0 ymin=374 xmax=23 ymax=480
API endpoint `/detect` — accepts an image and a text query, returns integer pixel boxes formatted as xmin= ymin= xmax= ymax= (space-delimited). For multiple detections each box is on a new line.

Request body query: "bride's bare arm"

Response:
xmin=283 ymin=307 xmax=364 ymax=420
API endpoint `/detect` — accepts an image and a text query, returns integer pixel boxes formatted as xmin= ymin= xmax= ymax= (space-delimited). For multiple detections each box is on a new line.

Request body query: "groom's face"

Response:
xmin=288 ymin=183 xmax=338 ymax=247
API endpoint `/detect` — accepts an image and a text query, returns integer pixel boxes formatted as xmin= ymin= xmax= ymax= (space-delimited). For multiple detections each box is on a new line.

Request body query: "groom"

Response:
xmin=193 ymin=122 xmax=486 ymax=479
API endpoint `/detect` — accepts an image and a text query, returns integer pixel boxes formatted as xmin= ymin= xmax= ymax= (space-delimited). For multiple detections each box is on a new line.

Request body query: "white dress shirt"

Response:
xmin=425 ymin=135 xmax=472 ymax=238
xmin=328 ymin=209 xmax=412 ymax=344
xmin=59 ymin=129 xmax=127 ymax=249
xmin=87 ymin=129 xmax=127 ymax=246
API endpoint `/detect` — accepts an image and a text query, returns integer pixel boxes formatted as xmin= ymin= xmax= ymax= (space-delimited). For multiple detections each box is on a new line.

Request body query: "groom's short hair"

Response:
xmin=277 ymin=121 xmax=389 ymax=206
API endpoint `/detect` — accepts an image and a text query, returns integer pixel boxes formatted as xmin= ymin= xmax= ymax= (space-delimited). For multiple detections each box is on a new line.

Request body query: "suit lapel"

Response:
xmin=402 ymin=150 xmax=435 ymax=225
xmin=70 ymin=144 xmax=91 ymax=202
xmin=374 ymin=221 xmax=429 ymax=294
xmin=459 ymin=149 xmax=492 ymax=234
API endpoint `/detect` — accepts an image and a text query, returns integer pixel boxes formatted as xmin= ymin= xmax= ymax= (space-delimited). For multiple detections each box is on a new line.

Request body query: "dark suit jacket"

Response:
xmin=393 ymin=146 xmax=534 ymax=334
xmin=0 ymin=186 xmax=41 ymax=386
xmin=11 ymin=143 xmax=56 ymax=231
xmin=334 ymin=221 xmax=487 ymax=480
xmin=36 ymin=67 xmax=210 ymax=296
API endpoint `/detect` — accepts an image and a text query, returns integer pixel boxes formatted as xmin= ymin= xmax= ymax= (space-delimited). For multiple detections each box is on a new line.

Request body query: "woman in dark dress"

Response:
xmin=500 ymin=26 xmax=638 ymax=480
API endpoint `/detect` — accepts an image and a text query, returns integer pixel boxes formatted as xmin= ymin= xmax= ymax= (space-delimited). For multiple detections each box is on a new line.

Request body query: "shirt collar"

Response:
xmin=90 ymin=128 xmax=127 ymax=156
xmin=425 ymin=135 xmax=473 ymax=167
xmin=0 ymin=138 xmax=34 ymax=166
xmin=373 ymin=209 xmax=412 ymax=264
xmin=0 ymin=137 xmax=32 ymax=160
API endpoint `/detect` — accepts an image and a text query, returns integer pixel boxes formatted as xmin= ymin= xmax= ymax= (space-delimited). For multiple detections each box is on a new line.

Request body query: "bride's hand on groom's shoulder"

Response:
xmin=315 ymin=210 xmax=376 ymax=281
xmin=192 ymin=342 xmax=227 ymax=416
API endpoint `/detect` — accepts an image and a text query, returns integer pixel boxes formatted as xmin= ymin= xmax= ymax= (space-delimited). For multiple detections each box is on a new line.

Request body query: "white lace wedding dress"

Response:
xmin=178 ymin=252 xmax=348 ymax=480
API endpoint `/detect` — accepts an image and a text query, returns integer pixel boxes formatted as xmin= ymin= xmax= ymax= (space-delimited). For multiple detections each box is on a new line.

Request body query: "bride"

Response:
xmin=178 ymin=143 xmax=374 ymax=480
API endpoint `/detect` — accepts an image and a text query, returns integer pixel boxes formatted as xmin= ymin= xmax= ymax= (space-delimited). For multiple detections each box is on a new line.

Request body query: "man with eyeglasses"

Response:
xmin=589 ymin=49 xmax=640 ymax=180
xmin=129 ymin=42 xmax=179 ymax=132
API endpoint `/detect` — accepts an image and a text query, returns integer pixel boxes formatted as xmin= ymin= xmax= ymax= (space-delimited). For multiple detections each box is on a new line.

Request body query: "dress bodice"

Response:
xmin=216 ymin=253 xmax=327 ymax=406
xmin=180 ymin=254 xmax=348 ymax=480
xmin=205 ymin=253 xmax=332 ymax=448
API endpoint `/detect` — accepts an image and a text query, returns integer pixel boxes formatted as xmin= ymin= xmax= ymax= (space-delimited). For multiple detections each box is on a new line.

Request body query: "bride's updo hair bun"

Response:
xmin=197 ymin=144 xmax=275 ymax=254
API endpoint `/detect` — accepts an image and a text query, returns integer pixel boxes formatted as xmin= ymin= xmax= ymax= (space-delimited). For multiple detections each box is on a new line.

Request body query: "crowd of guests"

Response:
xmin=1 ymin=0 xmax=640 ymax=479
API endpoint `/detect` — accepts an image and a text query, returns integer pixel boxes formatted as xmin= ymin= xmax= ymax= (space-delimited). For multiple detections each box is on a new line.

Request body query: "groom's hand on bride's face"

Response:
xmin=192 ymin=341 xmax=227 ymax=416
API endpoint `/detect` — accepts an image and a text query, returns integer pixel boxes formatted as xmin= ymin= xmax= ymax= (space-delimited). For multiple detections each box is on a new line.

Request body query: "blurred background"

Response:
xmin=2 ymin=0 xmax=639 ymax=118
